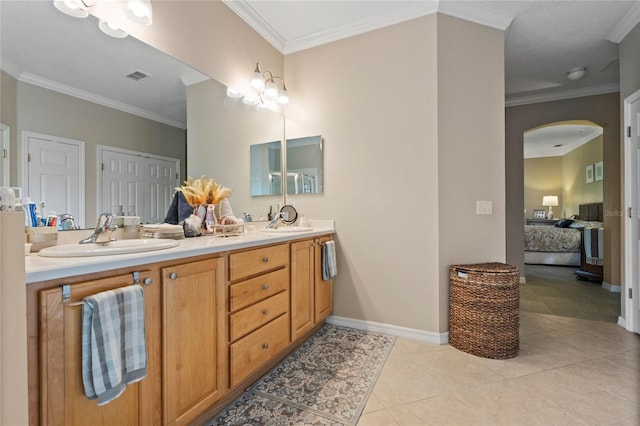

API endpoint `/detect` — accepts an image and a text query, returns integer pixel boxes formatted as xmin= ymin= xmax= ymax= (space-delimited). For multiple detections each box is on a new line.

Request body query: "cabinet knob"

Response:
xmin=143 ymin=277 xmax=153 ymax=286
xmin=262 ymin=309 xmax=269 ymax=315
xmin=169 ymin=272 xmax=177 ymax=280
xmin=262 ymin=257 xmax=269 ymax=263
xmin=262 ymin=343 xmax=269 ymax=349
xmin=262 ymin=284 xmax=269 ymax=290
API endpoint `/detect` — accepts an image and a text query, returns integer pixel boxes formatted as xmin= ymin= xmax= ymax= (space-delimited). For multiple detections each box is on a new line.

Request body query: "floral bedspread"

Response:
xmin=524 ymin=225 xmax=581 ymax=252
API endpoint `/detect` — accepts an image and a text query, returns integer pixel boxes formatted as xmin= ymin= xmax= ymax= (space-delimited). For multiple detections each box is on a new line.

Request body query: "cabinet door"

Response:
xmin=315 ymin=236 xmax=334 ymax=322
xmin=39 ymin=270 xmax=160 ymax=426
xmin=162 ymin=257 xmax=225 ymax=426
xmin=290 ymin=239 xmax=315 ymax=341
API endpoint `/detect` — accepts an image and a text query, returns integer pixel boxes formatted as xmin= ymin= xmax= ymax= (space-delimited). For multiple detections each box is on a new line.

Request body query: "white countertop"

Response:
xmin=25 ymin=221 xmax=335 ymax=283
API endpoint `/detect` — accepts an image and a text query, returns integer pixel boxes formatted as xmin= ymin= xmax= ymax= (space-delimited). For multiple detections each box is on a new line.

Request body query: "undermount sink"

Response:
xmin=38 ymin=238 xmax=180 ymax=257
xmin=260 ymin=226 xmax=314 ymax=233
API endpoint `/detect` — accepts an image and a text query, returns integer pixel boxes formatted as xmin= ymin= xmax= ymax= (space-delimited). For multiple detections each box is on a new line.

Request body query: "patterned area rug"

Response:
xmin=211 ymin=325 xmax=396 ymax=426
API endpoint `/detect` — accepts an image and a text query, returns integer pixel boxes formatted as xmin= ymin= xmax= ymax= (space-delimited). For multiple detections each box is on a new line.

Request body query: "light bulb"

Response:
xmin=124 ymin=0 xmax=153 ymax=25
xmin=242 ymin=94 xmax=260 ymax=106
xmin=226 ymin=87 xmax=244 ymax=99
xmin=53 ymin=0 xmax=89 ymax=18
xmin=278 ymin=89 xmax=289 ymax=105
xmin=264 ymin=80 xmax=278 ymax=99
xmin=250 ymin=72 xmax=264 ymax=91
xmin=99 ymin=20 xmax=128 ymax=38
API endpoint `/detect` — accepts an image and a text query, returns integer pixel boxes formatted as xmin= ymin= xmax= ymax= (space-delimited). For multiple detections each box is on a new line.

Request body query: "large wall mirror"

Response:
xmin=286 ymin=135 xmax=323 ymax=195
xmin=1 ymin=1 xmax=284 ymax=227
xmin=250 ymin=141 xmax=283 ymax=197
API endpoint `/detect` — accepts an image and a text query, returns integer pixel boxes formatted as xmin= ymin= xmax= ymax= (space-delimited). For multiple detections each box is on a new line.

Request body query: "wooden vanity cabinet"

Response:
xmin=228 ymin=243 xmax=290 ymax=387
xmin=291 ymin=236 xmax=334 ymax=342
xmin=38 ymin=270 xmax=161 ymax=426
xmin=162 ymin=257 xmax=226 ymax=426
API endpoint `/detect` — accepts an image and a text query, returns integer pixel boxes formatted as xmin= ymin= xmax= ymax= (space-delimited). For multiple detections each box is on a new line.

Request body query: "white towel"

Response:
xmin=584 ymin=227 xmax=604 ymax=266
xmin=322 ymin=240 xmax=337 ymax=281
xmin=81 ymin=285 xmax=147 ymax=406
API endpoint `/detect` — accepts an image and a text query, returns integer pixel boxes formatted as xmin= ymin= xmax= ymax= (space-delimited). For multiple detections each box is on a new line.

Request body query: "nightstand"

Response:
xmin=526 ymin=218 xmax=560 ymax=226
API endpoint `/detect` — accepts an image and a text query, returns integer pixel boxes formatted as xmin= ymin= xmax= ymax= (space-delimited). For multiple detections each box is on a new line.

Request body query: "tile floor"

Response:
xmin=520 ymin=264 xmax=620 ymax=322
xmin=359 ymin=312 xmax=640 ymax=426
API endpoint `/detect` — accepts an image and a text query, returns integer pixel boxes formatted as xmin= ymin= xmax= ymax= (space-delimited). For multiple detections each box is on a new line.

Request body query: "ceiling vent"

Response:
xmin=125 ymin=70 xmax=151 ymax=81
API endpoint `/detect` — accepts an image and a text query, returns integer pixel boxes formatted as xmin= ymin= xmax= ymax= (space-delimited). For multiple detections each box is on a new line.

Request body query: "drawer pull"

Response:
xmin=262 ymin=257 xmax=269 ymax=263
xmin=262 ymin=343 xmax=269 ymax=349
xmin=262 ymin=284 xmax=269 ymax=290
xmin=169 ymin=272 xmax=177 ymax=280
xmin=262 ymin=309 xmax=269 ymax=315
xmin=144 ymin=277 xmax=153 ymax=286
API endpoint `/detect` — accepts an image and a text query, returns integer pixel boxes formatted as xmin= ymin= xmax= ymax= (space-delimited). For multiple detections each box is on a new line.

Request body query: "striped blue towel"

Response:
xmin=81 ymin=285 xmax=147 ymax=406
xmin=584 ymin=227 xmax=604 ymax=266
xmin=322 ymin=240 xmax=337 ymax=281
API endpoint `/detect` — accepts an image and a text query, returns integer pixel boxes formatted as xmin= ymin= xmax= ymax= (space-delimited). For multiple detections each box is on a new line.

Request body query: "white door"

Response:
xmin=99 ymin=146 xmax=178 ymax=224
xmin=22 ymin=132 xmax=85 ymax=228
xmin=625 ymin=90 xmax=640 ymax=334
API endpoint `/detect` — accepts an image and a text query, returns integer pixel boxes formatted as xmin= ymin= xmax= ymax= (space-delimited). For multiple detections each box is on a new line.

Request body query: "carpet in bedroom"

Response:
xmin=520 ymin=264 xmax=620 ymax=322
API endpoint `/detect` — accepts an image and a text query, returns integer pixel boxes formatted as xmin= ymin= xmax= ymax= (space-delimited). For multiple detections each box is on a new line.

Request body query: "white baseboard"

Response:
xmin=326 ymin=315 xmax=449 ymax=345
xmin=618 ymin=316 xmax=627 ymax=329
xmin=520 ymin=276 xmax=527 ymax=284
xmin=602 ymin=281 xmax=622 ymax=293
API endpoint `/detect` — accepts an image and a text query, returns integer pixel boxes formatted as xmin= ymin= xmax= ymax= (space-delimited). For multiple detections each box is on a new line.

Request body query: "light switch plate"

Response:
xmin=476 ymin=200 xmax=492 ymax=215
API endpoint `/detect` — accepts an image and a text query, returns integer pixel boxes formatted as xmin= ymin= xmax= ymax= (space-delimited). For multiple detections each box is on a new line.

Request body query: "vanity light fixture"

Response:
xmin=52 ymin=0 xmax=152 ymax=38
xmin=250 ymin=62 xmax=290 ymax=106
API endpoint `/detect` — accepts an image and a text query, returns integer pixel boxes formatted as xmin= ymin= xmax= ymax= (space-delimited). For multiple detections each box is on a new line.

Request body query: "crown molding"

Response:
xmin=224 ymin=0 xmax=514 ymax=55
xmin=19 ymin=72 xmax=186 ymax=129
xmin=437 ymin=1 xmax=514 ymax=32
xmin=505 ymin=83 xmax=620 ymax=107
xmin=607 ymin=1 xmax=640 ymax=43
xmin=283 ymin=2 xmax=439 ymax=54
xmin=0 ymin=58 xmax=22 ymax=81
xmin=222 ymin=0 xmax=286 ymax=53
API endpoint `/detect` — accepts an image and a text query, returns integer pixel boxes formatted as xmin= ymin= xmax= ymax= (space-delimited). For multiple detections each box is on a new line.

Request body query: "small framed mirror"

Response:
xmin=285 ymin=135 xmax=323 ymax=195
xmin=250 ymin=141 xmax=283 ymax=196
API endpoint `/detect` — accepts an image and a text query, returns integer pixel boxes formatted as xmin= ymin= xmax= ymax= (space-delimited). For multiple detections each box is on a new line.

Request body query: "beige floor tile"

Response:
xmin=543 ymin=328 xmax=636 ymax=357
xmin=386 ymin=394 xmax=492 ymax=426
xmin=603 ymin=349 xmax=640 ymax=371
xmin=391 ymin=337 xmax=449 ymax=355
xmin=373 ymin=366 xmax=449 ymax=407
xmin=566 ymin=322 xmax=640 ymax=348
xmin=362 ymin=392 xmax=384 ymax=414
xmin=520 ymin=333 xmax=596 ymax=367
xmin=357 ymin=409 xmax=400 ymax=426
xmin=560 ymin=358 xmax=640 ymax=402
xmin=453 ymin=378 xmax=583 ymax=425
xmin=515 ymin=369 xmax=640 ymax=424
xmin=474 ymin=348 xmax=555 ymax=378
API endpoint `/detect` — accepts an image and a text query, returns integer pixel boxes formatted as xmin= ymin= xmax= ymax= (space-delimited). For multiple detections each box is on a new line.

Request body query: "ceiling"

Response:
xmin=1 ymin=0 xmax=638 ymax=143
xmin=524 ymin=123 xmax=603 ymax=159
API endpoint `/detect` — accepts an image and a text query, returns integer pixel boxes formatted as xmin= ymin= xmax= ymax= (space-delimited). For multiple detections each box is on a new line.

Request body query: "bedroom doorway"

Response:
xmin=521 ymin=120 xmax=616 ymax=321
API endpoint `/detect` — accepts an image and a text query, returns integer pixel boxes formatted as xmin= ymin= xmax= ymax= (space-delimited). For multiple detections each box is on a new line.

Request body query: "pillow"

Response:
xmin=555 ymin=219 xmax=574 ymax=228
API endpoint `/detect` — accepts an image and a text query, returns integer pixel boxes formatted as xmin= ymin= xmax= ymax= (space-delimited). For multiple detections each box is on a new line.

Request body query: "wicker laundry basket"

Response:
xmin=449 ymin=262 xmax=519 ymax=359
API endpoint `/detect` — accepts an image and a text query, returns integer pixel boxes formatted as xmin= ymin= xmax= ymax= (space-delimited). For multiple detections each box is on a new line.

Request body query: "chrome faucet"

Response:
xmin=58 ymin=214 xmax=77 ymax=230
xmin=265 ymin=211 xmax=288 ymax=229
xmin=79 ymin=213 xmax=117 ymax=244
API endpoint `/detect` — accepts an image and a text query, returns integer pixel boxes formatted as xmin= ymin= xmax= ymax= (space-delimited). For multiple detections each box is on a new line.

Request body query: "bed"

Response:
xmin=524 ymin=202 xmax=603 ymax=266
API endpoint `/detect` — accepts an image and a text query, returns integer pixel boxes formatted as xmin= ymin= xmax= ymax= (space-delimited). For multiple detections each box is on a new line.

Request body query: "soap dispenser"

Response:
xmin=299 ymin=214 xmax=310 ymax=227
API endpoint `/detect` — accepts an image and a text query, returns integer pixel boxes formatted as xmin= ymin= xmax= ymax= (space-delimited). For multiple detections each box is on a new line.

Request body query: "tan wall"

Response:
xmin=285 ymin=15 xmax=441 ymax=332
xmin=506 ymin=93 xmax=620 ymax=286
xmin=16 ymin=82 xmax=186 ymax=226
xmin=524 ymin=157 xmax=563 ymax=218
xmin=0 ymin=70 xmax=18 ymax=184
xmin=562 ymin=135 xmax=604 ymax=216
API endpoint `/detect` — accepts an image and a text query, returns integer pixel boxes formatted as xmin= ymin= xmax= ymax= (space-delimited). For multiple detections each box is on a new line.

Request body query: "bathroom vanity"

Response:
xmin=25 ymin=226 xmax=335 ymax=426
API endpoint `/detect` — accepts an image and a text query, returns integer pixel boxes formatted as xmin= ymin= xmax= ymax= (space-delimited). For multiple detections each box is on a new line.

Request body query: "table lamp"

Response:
xmin=542 ymin=195 xmax=559 ymax=219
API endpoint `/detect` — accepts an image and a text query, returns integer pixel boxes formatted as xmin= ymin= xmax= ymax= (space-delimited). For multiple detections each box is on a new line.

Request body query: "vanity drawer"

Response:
xmin=230 ymin=268 xmax=289 ymax=312
xmin=229 ymin=313 xmax=289 ymax=387
xmin=230 ymin=291 xmax=289 ymax=341
xmin=229 ymin=243 xmax=289 ymax=281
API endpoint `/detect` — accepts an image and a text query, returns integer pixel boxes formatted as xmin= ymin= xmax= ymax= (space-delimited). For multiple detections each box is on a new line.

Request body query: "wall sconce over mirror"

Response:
xmin=226 ymin=62 xmax=290 ymax=111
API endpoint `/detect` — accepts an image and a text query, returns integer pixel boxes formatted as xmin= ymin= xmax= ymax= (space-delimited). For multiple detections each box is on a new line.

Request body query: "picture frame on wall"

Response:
xmin=533 ymin=209 xmax=546 ymax=219
xmin=595 ymin=161 xmax=603 ymax=181
xmin=586 ymin=164 xmax=594 ymax=183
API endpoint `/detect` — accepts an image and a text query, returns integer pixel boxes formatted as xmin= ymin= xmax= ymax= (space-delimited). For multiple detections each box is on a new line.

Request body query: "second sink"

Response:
xmin=38 ymin=238 xmax=179 ymax=257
